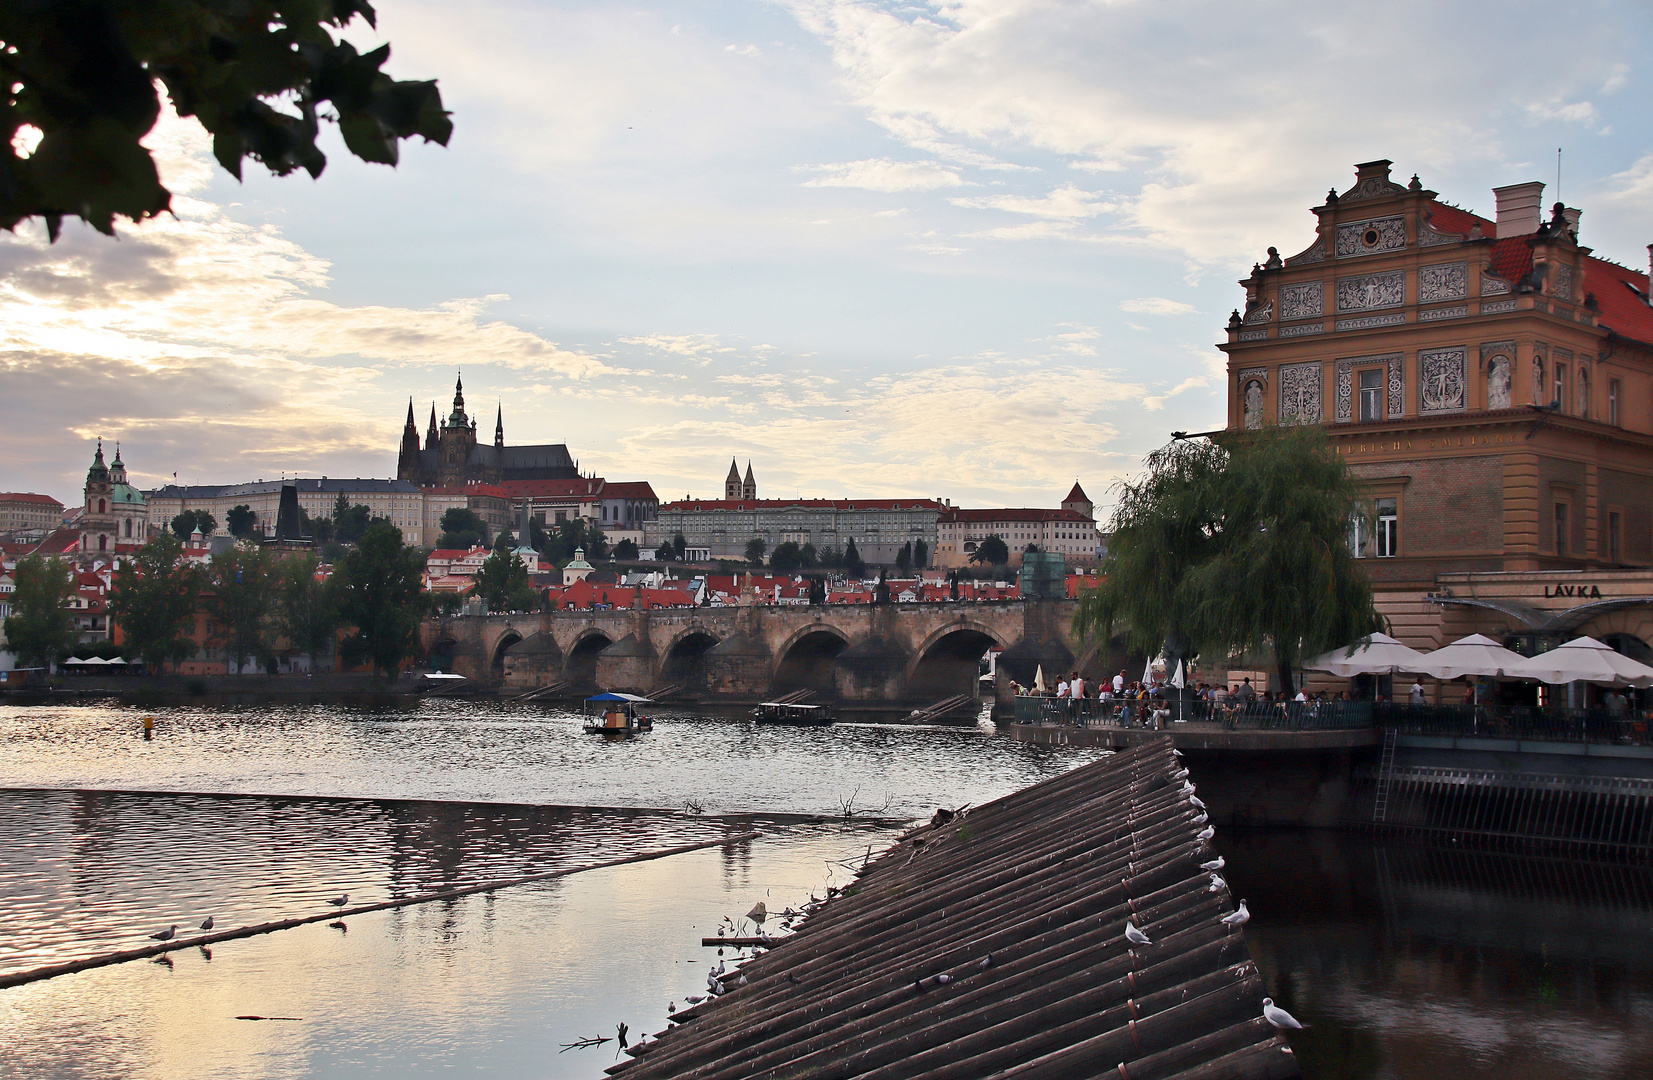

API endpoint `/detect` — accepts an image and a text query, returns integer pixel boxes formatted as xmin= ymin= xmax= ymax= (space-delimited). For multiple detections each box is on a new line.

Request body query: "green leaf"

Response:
xmin=339 ymin=112 xmax=395 ymax=165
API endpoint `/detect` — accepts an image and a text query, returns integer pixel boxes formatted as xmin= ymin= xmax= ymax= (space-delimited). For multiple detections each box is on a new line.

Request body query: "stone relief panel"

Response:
xmin=1244 ymin=299 xmax=1274 ymax=324
xmin=1418 ymin=263 xmax=1468 ymax=303
xmin=1342 ymin=175 xmax=1408 ymax=202
xmin=1281 ymin=323 xmax=1325 ymax=338
xmin=1334 ymin=353 xmax=1403 ymax=422
xmin=1336 ymin=216 xmax=1407 ymax=258
xmin=1238 ymin=368 xmax=1267 ymax=430
xmin=1481 ymin=274 xmax=1511 ymax=295
xmin=1532 ymin=354 xmax=1546 ymax=405
xmin=1553 ymin=263 xmax=1575 ymax=301
xmin=1238 ymin=329 xmax=1268 ymax=341
xmin=1419 ymin=347 xmax=1467 ymax=414
xmin=1336 ymin=270 xmax=1406 ymax=312
xmin=1280 ymin=282 xmax=1324 ymax=321
xmin=1278 ymin=362 xmax=1323 ymax=425
xmin=1419 ymin=215 xmax=1466 ymax=247
xmin=1285 ymin=241 xmax=1327 ymax=267
xmin=1485 ymin=355 xmax=1512 ymax=410
xmin=1336 ymin=313 xmax=1407 ymax=332
xmin=1482 ymin=298 xmax=1517 ymax=314
xmin=1419 ymin=305 xmax=1468 ymax=322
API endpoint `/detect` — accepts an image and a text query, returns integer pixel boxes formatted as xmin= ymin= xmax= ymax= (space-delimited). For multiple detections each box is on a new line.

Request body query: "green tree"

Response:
xmin=107 ymin=532 xmax=202 ymax=669
xmin=2 ymin=1 xmax=451 ymax=241
xmin=744 ymin=536 xmax=767 ymax=567
xmin=170 ymin=508 xmax=217 ymax=538
xmin=2 ymin=556 xmax=79 ymax=667
xmin=333 ymin=503 xmax=372 ymax=545
xmin=913 ymin=538 xmax=928 ymax=570
xmin=1075 ymin=428 xmax=1382 ymax=696
xmin=613 ymin=538 xmax=639 ymax=560
xmin=769 ymin=540 xmax=803 ymax=572
xmin=330 ymin=520 xmax=426 ymax=675
xmin=204 ymin=545 xmax=275 ymax=673
xmin=843 ymin=537 xmax=865 ymax=579
xmin=471 ymin=549 xmax=537 ymax=612
xmin=225 ymin=504 xmax=259 ymax=539
xmin=437 ymin=507 xmax=488 ymax=549
xmin=654 ymin=541 xmax=675 ymax=562
xmin=798 ymin=542 xmax=817 ymax=568
xmin=969 ymin=535 xmax=1009 ymax=566
xmin=672 ymin=532 xmax=687 ymax=561
xmin=301 ymin=507 xmax=334 ymax=545
xmin=275 ymin=554 xmax=338 ymax=668
xmin=895 ymin=541 xmax=913 ymax=575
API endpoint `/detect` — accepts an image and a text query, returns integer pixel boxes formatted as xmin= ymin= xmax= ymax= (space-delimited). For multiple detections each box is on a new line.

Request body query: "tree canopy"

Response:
xmin=203 ymin=544 xmax=275 ymax=672
xmin=330 ymin=519 xmax=425 ymax=674
xmin=744 ymin=536 xmax=766 ymax=567
xmin=170 ymin=508 xmax=216 ymax=538
xmin=225 ymin=504 xmax=259 ymax=539
xmin=2 ymin=0 xmax=451 ymax=240
xmin=2 ymin=556 xmax=79 ymax=667
xmin=437 ymin=507 xmax=488 ymax=550
xmin=108 ymin=532 xmax=202 ymax=668
xmin=969 ymin=535 xmax=1009 ymax=566
xmin=471 ymin=548 xmax=536 ymax=613
xmin=274 ymin=553 xmax=337 ymax=666
xmin=1074 ymin=426 xmax=1383 ymax=693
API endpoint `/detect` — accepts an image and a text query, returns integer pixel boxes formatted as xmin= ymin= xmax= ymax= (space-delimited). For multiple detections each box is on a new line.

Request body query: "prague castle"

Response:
xmin=396 ymin=375 xmax=583 ymax=488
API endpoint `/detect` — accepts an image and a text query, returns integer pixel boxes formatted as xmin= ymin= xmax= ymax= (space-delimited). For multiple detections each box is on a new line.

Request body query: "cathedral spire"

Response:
xmin=405 ymin=398 xmax=417 ymax=428
xmin=495 ymin=402 xmax=504 ymax=449
xmin=446 ymin=371 xmax=470 ymax=428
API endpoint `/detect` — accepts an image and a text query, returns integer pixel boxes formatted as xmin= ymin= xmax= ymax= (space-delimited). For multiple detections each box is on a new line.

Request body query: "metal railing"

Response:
xmin=1373 ymin=702 xmax=1653 ymax=747
xmin=1011 ymin=695 xmax=1373 ymax=731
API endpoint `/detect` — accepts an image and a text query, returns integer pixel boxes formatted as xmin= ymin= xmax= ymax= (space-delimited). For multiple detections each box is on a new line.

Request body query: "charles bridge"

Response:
xmin=420 ymin=599 xmax=1115 ymax=707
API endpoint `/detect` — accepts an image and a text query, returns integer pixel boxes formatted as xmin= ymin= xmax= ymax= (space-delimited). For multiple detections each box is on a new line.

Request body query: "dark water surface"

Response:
xmin=3 ymin=702 xmax=1651 ymax=1078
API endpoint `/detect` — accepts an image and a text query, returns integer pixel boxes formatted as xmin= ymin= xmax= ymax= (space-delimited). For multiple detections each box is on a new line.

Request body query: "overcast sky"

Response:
xmin=4 ymin=0 xmax=1652 ymax=515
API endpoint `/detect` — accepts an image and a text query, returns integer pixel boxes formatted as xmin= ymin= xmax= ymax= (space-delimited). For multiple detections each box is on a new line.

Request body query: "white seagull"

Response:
xmin=1222 ymin=900 xmax=1250 ymax=929
xmin=1208 ymin=874 xmax=1227 ymax=893
xmin=1189 ymin=795 xmax=1206 ymax=811
xmin=1200 ymin=856 xmax=1225 ymax=872
xmin=1196 ymin=825 xmax=1215 ymax=843
xmin=199 ymin=916 xmax=214 ymax=931
xmin=1262 ymin=998 xmax=1304 ymax=1029
xmin=149 ymin=925 xmax=178 ymax=942
xmin=1124 ymin=921 xmax=1152 ymax=947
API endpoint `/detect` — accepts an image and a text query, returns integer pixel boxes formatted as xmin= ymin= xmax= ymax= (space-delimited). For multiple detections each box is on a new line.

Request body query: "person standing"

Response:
xmin=1409 ymin=678 xmax=1426 ymax=706
xmin=1113 ymin=670 xmax=1126 ymax=695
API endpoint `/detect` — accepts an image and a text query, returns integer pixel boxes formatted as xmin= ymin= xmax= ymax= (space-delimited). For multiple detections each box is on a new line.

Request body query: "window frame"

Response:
xmin=1357 ymin=368 xmax=1384 ymax=423
xmin=1609 ymin=378 xmax=1622 ymax=426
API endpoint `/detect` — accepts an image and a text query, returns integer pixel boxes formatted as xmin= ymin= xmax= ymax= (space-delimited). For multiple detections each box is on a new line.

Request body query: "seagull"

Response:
xmin=1262 ymin=998 xmax=1304 ymax=1029
xmin=1189 ymin=795 xmax=1206 ymax=811
xmin=1200 ymin=856 xmax=1225 ymax=872
xmin=667 ymin=1002 xmax=676 ymax=1014
xmin=326 ymin=894 xmax=349 ymax=908
xmin=1181 ymin=780 xmax=1196 ymax=795
xmin=935 ymin=973 xmax=951 ymax=985
xmin=1124 ymin=921 xmax=1152 ymax=946
xmin=1209 ymin=874 xmax=1227 ymax=892
xmin=150 ymin=925 xmax=178 ymax=942
xmin=1222 ymin=900 xmax=1250 ymax=929
xmin=684 ymin=995 xmax=704 ymax=1004
xmin=199 ymin=916 xmax=214 ymax=931
xmin=977 ymin=953 xmax=994 ymax=968
xmin=1196 ymin=825 xmax=1215 ymax=843
xmin=736 ymin=973 xmax=748 ymax=987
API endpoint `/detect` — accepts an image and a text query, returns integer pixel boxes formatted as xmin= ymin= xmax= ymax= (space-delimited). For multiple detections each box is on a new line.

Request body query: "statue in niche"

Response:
xmin=1242 ymin=379 xmax=1265 ymax=429
xmin=1532 ymin=357 xmax=1545 ymax=405
xmin=1486 ymin=356 xmax=1511 ymax=410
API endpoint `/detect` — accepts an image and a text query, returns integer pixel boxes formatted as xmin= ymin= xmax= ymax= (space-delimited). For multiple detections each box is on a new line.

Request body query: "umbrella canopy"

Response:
xmin=1034 ymin=665 xmax=1046 ymax=694
xmin=1415 ymin=633 xmax=1527 ymax=680
xmin=1171 ymin=660 xmax=1186 ymax=690
xmin=1303 ymin=632 xmax=1430 ymax=676
xmin=1501 ymin=636 xmax=1653 ymax=687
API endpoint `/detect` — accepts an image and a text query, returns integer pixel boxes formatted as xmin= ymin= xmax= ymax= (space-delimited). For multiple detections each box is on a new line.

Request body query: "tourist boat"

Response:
xmin=752 ymin=701 xmax=835 ymax=726
xmin=583 ymin=693 xmax=654 ymax=735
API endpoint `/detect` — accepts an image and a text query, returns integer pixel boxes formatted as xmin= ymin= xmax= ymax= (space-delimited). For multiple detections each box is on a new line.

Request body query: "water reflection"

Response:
xmin=1224 ymin=829 xmax=1653 ymax=1079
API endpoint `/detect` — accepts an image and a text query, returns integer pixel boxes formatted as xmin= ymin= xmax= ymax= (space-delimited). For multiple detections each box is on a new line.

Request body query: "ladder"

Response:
xmin=1373 ymin=726 xmax=1399 ymax=823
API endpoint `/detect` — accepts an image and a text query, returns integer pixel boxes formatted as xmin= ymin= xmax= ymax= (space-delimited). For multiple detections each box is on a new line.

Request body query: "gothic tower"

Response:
xmin=438 ymin=373 xmax=477 ymax=488
xmin=742 ymin=462 xmax=756 ymax=500
xmin=397 ymin=398 xmax=422 ymax=482
xmin=494 ymin=403 xmax=504 ymax=450
xmin=725 ymin=458 xmax=742 ymax=499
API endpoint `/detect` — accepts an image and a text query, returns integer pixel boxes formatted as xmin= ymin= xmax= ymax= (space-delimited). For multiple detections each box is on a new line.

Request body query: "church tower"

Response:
xmin=426 ymin=402 xmax=441 ymax=451
xmin=438 ymin=373 xmax=477 ymax=488
xmin=397 ymin=399 xmax=422 ymax=482
xmin=1061 ymin=481 xmax=1092 ymax=520
xmin=742 ymin=462 xmax=756 ymax=500
xmin=494 ymin=403 xmax=504 ymax=450
xmin=80 ymin=440 xmax=115 ymax=553
xmin=725 ymin=458 xmax=742 ymax=499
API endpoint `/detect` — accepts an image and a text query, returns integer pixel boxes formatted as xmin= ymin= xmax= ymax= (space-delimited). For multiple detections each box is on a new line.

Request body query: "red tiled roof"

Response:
xmin=1423 ymin=201 xmax=1492 ymax=238
xmin=601 ymin=481 xmax=658 ymax=500
xmin=663 ymin=498 xmax=942 ymax=512
xmin=422 ymin=484 xmax=511 ymax=499
xmin=1063 ymin=482 xmax=1088 ymax=503
xmin=1486 ymin=236 xmax=1531 ymax=286
xmin=1585 ymin=255 xmax=1653 ymax=345
xmin=501 ymin=479 xmax=603 ymax=498
xmin=0 ymin=492 xmax=65 ymax=506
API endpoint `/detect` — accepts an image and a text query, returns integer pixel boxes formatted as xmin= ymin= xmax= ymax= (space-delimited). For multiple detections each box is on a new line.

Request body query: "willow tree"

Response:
xmin=1075 ymin=426 xmax=1383 ymax=694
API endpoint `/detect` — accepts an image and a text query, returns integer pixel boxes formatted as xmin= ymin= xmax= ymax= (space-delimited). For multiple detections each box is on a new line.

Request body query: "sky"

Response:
xmin=4 ymin=0 xmax=1653 ymax=517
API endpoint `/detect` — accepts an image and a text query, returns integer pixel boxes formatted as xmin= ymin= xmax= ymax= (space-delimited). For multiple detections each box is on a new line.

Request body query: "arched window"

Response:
xmin=99 ymin=534 xmax=107 ymax=551
xmin=124 ymin=518 xmax=132 ymax=537
xmin=98 ymin=498 xmax=106 ymax=514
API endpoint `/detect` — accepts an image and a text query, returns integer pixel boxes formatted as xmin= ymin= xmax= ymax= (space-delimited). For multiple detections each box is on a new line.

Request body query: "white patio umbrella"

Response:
xmin=1501 ymin=636 xmax=1653 ymax=687
xmin=1034 ymin=665 xmax=1046 ymax=694
xmin=1415 ymin=634 xmax=1526 ymax=680
xmin=1303 ymin=632 xmax=1430 ymax=676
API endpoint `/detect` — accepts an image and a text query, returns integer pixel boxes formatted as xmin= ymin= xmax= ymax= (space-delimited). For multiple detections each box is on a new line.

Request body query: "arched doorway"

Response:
xmin=773 ymin=629 xmax=849 ymax=697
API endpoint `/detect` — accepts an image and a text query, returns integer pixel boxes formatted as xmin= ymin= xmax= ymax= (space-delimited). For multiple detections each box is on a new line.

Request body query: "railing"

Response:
xmin=1374 ymin=702 xmax=1653 ymax=748
xmin=1011 ymin=695 xmax=1373 ymax=731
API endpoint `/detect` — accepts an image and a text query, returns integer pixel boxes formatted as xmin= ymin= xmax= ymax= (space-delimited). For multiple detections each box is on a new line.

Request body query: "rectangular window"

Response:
xmin=1610 ymin=379 xmax=1622 ymax=426
xmin=1610 ymin=510 xmax=1623 ymax=564
xmin=1554 ymin=501 xmax=1569 ymax=557
xmin=1553 ymin=365 xmax=1567 ymax=411
xmin=1358 ymin=369 xmax=1383 ymax=422
xmin=1375 ymin=498 xmax=1398 ymax=557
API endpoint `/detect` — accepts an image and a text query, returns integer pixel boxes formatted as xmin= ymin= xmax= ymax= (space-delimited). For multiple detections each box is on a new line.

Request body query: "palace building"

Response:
xmin=1223 ymin=160 xmax=1653 ymax=659
xmin=396 ymin=375 xmax=582 ymax=489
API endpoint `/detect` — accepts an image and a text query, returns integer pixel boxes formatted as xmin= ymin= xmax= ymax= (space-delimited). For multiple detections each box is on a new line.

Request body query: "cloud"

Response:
xmin=1524 ymin=99 xmax=1604 ymax=128
xmin=1142 ymin=377 xmax=1212 ymax=412
xmin=802 ymin=158 xmax=964 ymax=192
xmin=1120 ymin=297 xmax=1197 ymax=316
xmin=951 ymin=184 xmax=1114 ymax=219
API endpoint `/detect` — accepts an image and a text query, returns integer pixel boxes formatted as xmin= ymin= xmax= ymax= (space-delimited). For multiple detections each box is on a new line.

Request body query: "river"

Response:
xmin=2 ymin=700 xmax=1650 ymax=1078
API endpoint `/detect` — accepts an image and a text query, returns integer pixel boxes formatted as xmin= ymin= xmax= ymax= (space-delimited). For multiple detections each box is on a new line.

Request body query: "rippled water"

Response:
xmin=4 ymin=702 xmax=1652 ymax=1078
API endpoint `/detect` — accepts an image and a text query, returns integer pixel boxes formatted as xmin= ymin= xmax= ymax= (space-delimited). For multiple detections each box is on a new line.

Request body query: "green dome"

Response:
xmin=110 ymin=484 xmax=146 ymax=506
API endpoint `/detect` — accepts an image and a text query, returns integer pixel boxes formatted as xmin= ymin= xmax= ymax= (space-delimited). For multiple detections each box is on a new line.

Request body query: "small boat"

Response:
xmin=753 ymin=702 xmax=835 ymax=726
xmin=583 ymin=693 xmax=654 ymax=736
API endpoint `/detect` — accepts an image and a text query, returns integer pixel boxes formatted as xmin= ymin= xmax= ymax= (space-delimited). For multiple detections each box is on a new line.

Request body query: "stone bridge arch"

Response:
xmin=772 ymin=623 xmax=853 ymax=697
xmin=564 ymin=628 xmax=616 ymax=692
xmin=658 ymin=625 xmax=721 ymax=693
xmin=906 ymin=620 xmax=1009 ymax=701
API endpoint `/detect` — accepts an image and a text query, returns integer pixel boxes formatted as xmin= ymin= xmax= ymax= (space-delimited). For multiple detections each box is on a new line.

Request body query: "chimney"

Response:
xmin=1561 ymin=206 xmax=1581 ymax=240
xmin=1492 ymin=181 xmax=1545 ymax=237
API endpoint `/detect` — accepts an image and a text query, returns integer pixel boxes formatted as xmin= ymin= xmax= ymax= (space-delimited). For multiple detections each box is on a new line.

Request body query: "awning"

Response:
xmin=1501 ymin=636 xmax=1653 ymax=687
xmin=1304 ymin=632 xmax=1429 ymax=676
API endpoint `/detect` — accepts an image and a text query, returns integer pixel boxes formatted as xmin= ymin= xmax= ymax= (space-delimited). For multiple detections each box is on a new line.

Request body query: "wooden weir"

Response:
xmin=611 ymin=738 xmax=1298 ymax=1080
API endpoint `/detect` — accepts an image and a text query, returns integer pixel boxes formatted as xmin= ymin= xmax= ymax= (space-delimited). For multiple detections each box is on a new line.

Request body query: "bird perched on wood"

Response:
xmin=150 ymin=925 xmax=177 ymax=942
xmin=1189 ymin=795 xmax=1206 ymax=811
xmin=1222 ymin=900 xmax=1250 ymax=930
xmin=1209 ymin=873 xmax=1227 ymax=892
xmin=1124 ymin=921 xmax=1152 ymax=946
xmin=1200 ymin=856 xmax=1225 ymax=872
xmin=327 ymin=894 xmax=349 ymax=908
xmin=667 ymin=1002 xmax=676 ymax=1014
xmin=977 ymin=953 xmax=994 ymax=968
xmin=1196 ymin=825 xmax=1215 ymax=843
xmin=684 ymin=995 xmax=704 ymax=1004
xmin=736 ymin=973 xmax=748 ymax=987
xmin=935 ymin=973 xmax=951 ymax=985
xmin=199 ymin=916 xmax=214 ymax=931
xmin=1263 ymin=998 xmax=1304 ymax=1029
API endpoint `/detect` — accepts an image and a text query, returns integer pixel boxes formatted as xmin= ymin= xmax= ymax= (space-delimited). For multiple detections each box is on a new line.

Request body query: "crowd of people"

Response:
xmin=1013 ymin=668 xmax=1371 ymax=729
